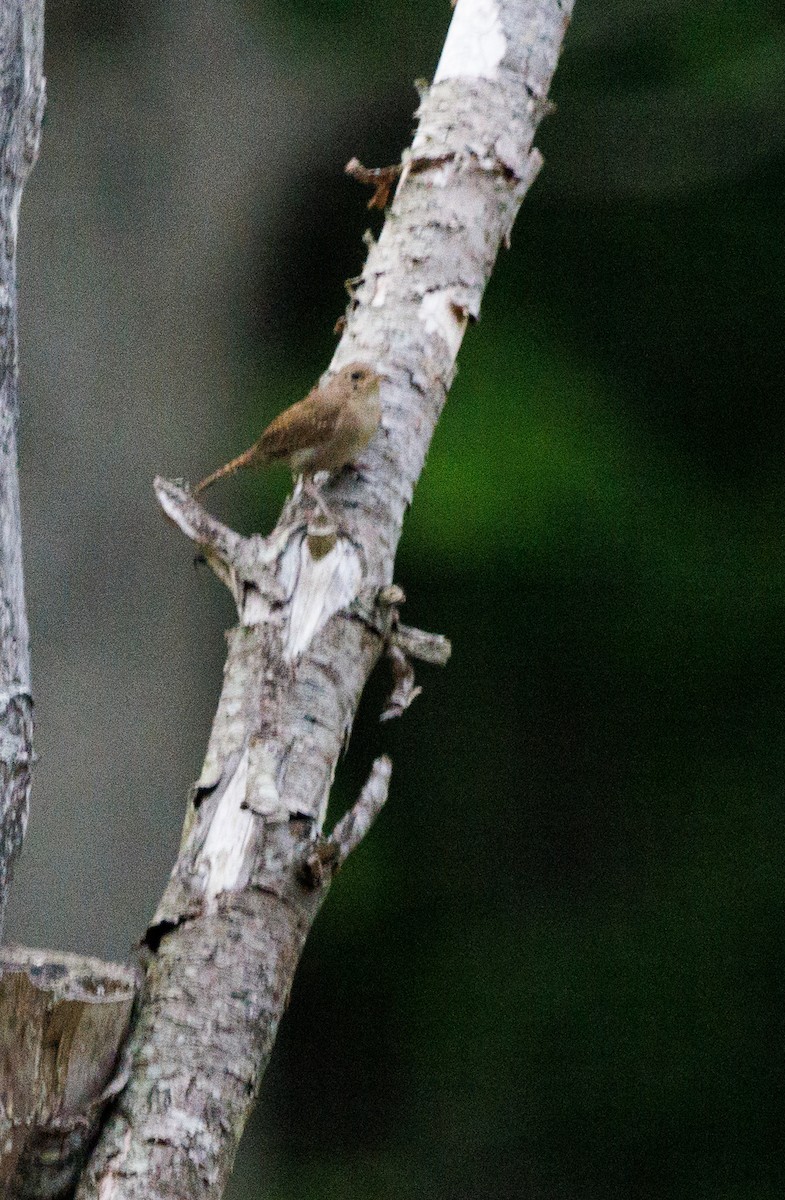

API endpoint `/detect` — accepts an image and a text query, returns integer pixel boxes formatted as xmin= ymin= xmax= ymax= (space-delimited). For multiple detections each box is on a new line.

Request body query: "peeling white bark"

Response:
xmin=418 ymin=288 xmax=470 ymax=359
xmin=72 ymin=1 xmax=575 ymax=1197
xmin=278 ymin=530 xmax=363 ymax=661
xmin=199 ymin=748 xmax=254 ymax=901
xmin=435 ymin=0 xmax=507 ymax=82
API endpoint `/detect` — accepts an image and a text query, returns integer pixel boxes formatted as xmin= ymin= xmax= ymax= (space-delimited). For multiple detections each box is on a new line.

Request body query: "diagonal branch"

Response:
xmin=0 ymin=0 xmax=45 ymax=933
xmin=75 ymin=2 xmax=575 ymax=1196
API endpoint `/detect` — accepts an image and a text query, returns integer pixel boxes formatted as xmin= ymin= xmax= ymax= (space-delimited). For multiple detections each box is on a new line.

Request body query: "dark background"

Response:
xmin=6 ymin=1 xmax=785 ymax=1197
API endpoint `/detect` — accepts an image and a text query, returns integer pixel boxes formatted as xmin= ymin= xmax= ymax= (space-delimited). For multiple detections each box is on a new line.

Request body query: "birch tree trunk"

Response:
xmin=0 ymin=1 xmax=576 ymax=1197
xmin=0 ymin=0 xmax=44 ymax=934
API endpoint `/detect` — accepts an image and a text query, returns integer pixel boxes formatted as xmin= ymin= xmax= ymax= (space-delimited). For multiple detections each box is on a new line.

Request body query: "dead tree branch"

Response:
xmin=0 ymin=948 xmax=138 ymax=1199
xmin=75 ymin=3 xmax=574 ymax=1195
xmin=0 ymin=0 xmax=44 ymax=933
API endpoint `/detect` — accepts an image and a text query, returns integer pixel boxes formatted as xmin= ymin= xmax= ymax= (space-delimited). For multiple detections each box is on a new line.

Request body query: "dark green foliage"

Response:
xmin=219 ymin=3 xmax=785 ymax=1196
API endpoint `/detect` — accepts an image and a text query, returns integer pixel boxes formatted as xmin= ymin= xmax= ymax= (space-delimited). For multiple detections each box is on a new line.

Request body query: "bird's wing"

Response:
xmin=259 ymin=389 xmax=344 ymax=462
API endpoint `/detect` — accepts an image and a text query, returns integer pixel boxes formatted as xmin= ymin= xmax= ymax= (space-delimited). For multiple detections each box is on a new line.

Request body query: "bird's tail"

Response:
xmin=194 ymin=444 xmax=261 ymax=494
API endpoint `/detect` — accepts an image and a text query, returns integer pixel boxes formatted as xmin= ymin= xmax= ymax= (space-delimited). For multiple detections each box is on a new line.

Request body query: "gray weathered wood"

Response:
xmin=0 ymin=947 xmax=138 ymax=1199
xmin=0 ymin=0 xmax=45 ymax=932
xmin=74 ymin=2 xmax=575 ymax=1197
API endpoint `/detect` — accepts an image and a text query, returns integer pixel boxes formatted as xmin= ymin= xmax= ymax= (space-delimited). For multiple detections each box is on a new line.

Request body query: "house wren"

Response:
xmin=194 ymin=362 xmax=382 ymax=501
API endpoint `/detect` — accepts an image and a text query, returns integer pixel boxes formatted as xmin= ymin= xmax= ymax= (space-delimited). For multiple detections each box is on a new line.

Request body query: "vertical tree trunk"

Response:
xmin=0 ymin=0 xmax=44 ymax=930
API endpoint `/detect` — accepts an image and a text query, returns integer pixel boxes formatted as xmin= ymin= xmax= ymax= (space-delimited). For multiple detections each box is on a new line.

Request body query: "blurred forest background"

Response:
xmin=5 ymin=0 xmax=785 ymax=1197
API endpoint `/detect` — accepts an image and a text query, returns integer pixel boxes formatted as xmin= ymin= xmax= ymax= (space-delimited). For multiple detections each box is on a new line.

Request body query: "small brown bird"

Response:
xmin=194 ymin=362 xmax=383 ymax=509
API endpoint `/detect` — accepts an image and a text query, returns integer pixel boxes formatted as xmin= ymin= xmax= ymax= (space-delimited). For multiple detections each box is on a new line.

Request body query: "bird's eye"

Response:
xmin=350 ymin=369 xmax=363 ymax=382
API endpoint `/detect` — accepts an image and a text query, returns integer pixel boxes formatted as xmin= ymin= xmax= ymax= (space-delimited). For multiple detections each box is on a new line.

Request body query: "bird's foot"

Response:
xmin=303 ymin=478 xmax=336 ymax=522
